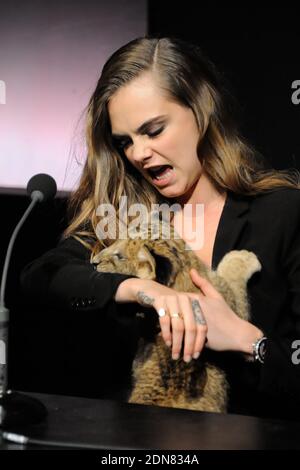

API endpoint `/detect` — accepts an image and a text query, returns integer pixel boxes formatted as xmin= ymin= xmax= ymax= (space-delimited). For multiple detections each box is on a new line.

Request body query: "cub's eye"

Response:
xmin=113 ymin=252 xmax=125 ymax=261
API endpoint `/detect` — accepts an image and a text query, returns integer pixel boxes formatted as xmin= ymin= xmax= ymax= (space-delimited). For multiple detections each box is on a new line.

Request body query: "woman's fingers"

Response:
xmin=157 ymin=304 xmax=172 ymax=347
xmin=178 ymin=296 xmax=207 ymax=361
xmin=165 ymin=295 xmax=184 ymax=360
xmin=150 ymin=286 xmax=207 ymax=361
xmin=159 ymin=294 xmax=207 ymax=362
xmin=177 ymin=295 xmax=197 ymax=362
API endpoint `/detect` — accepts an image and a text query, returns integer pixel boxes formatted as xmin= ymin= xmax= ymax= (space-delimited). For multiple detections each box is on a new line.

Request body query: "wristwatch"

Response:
xmin=252 ymin=336 xmax=268 ymax=363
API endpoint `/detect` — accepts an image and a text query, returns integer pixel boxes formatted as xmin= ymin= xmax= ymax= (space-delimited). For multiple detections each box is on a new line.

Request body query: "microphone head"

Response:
xmin=26 ymin=173 xmax=57 ymax=203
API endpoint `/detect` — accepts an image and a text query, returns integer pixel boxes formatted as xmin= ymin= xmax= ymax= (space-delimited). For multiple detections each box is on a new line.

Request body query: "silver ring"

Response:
xmin=191 ymin=299 xmax=207 ymax=325
xmin=158 ymin=307 xmax=167 ymax=317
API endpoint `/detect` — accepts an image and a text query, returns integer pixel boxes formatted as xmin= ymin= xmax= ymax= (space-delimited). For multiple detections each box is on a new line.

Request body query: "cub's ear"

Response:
xmin=91 ymin=252 xmax=101 ymax=264
xmin=90 ymin=243 xmax=119 ymax=264
xmin=136 ymin=246 xmax=156 ymax=280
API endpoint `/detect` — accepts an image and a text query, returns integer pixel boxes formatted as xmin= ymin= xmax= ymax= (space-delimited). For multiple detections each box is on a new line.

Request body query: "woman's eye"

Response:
xmin=148 ymin=127 xmax=164 ymax=138
xmin=114 ymin=127 xmax=164 ymax=151
xmin=117 ymin=140 xmax=130 ymax=151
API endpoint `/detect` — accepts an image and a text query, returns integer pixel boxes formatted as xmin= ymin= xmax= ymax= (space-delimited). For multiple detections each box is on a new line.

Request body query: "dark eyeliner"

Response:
xmin=148 ymin=126 xmax=164 ymax=137
xmin=114 ymin=126 xmax=164 ymax=150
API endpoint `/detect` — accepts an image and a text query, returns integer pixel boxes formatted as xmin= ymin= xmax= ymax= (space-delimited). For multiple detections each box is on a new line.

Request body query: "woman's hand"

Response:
xmin=115 ymin=277 xmax=208 ymax=362
xmin=189 ymin=269 xmax=263 ymax=354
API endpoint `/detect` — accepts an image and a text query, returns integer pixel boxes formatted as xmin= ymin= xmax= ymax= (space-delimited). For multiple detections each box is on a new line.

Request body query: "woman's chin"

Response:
xmin=157 ymin=186 xmax=185 ymax=200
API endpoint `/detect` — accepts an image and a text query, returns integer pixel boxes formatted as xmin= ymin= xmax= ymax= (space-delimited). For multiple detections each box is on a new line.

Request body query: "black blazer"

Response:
xmin=20 ymin=188 xmax=300 ymax=420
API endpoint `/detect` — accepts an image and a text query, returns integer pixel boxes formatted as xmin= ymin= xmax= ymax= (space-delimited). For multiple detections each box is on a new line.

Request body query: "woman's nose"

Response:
xmin=130 ymin=140 xmax=153 ymax=165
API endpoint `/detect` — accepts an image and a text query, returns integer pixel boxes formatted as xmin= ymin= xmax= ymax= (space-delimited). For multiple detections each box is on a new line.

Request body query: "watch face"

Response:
xmin=258 ymin=338 xmax=267 ymax=360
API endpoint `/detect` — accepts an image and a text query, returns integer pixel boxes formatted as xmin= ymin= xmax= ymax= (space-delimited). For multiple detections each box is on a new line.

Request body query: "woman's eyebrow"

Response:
xmin=111 ymin=114 xmax=167 ymax=140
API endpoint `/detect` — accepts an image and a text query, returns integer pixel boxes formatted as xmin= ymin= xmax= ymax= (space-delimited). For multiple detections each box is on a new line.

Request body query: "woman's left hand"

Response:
xmin=189 ymin=268 xmax=263 ymax=354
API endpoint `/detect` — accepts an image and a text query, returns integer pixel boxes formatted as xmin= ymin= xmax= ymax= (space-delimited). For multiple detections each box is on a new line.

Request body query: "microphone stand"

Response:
xmin=0 ymin=191 xmax=47 ymax=428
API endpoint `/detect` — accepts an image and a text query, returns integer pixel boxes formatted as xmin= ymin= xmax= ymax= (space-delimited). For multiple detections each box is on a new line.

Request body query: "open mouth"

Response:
xmin=147 ymin=165 xmax=173 ymax=181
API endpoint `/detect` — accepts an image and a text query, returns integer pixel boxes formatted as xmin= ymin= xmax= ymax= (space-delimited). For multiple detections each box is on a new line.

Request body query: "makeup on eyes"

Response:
xmin=113 ymin=126 xmax=164 ymax=150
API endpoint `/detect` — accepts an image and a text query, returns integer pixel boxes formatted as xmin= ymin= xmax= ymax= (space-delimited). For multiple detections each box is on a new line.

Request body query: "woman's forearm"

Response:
xmin=114 ymin=278 xmax=151 ymax=303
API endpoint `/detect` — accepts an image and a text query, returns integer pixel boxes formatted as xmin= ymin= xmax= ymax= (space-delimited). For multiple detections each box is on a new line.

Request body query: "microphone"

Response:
xmin=0 ymin=173 xmax=57 ymax=428
xmin=27 ymin=173 xmax=57 ymax=203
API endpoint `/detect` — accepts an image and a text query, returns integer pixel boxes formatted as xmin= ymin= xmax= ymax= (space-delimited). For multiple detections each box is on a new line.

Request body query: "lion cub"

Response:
xmin=92 ymin=222 xmax=261 ymax=413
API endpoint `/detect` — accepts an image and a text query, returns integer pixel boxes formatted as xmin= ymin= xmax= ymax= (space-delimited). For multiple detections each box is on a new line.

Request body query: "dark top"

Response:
xmin=20 ymin=188 xmax=300 ymax=421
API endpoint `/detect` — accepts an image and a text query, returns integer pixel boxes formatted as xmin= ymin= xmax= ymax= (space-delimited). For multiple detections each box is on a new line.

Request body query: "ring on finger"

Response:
xmin=158 ymin=307 xmax=167 ymax=317
xmin=170 ymin=312 xmax=183 ymax=319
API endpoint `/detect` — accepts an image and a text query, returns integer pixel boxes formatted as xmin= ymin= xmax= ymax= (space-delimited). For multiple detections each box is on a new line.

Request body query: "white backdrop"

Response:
xmin=0 ymin=0 xmax=146 ymax=191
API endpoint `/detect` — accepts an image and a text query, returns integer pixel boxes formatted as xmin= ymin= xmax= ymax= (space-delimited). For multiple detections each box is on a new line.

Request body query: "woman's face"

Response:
xmin=108 ymin=72 xmax=202 ymax=199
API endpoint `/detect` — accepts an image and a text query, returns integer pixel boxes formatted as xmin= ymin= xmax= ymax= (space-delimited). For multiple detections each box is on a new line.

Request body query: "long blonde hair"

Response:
xmin=64 ymin=36 xmax=300 ymax=256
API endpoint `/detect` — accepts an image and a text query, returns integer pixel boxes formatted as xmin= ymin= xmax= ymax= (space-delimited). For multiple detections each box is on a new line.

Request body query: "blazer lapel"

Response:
xmin=212 ymin=190 xmax=251 ymax=269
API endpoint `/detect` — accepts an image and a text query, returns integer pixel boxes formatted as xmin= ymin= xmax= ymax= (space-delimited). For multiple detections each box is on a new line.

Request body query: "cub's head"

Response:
xmin=91 ymin=237 xmax=178 ymax=286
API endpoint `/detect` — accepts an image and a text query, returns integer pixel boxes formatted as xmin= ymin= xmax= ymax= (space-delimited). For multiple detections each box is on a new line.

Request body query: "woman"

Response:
xmin=21 ymin=36 xmax=300 ymax=419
